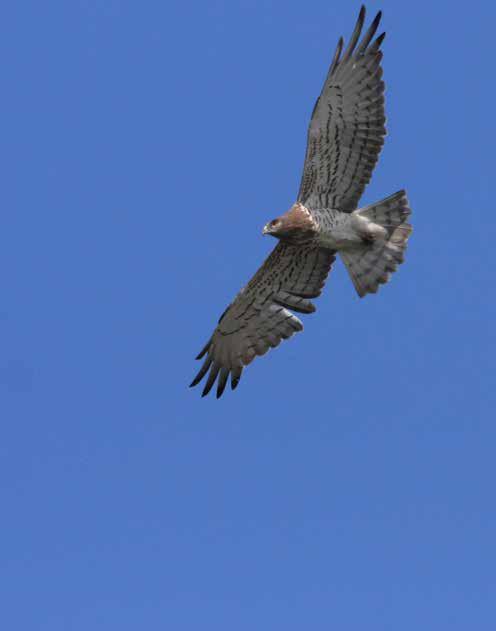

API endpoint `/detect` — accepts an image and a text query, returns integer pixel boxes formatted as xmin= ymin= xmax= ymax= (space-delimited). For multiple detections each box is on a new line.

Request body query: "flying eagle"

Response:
xmin=191 ymin=6 xmax=412 ymax=398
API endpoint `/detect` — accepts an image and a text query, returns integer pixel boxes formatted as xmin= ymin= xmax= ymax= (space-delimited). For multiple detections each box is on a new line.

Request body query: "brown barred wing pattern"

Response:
xmin=298 ymin=7 xmax=386 ymax=212
xmin=190 ymin=243 xmax=335 ymax=398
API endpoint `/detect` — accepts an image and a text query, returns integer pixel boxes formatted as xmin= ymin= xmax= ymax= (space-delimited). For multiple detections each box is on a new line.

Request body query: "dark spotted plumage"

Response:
xmin=191 ymin=6 xmax=412 ymax=397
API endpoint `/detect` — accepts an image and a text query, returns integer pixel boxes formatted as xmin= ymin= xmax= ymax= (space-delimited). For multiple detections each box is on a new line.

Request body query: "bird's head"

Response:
xmin=262 ymin=217 xmax=284 ymax=237
xmin=262 ymin=203 xmax=316 ymax=243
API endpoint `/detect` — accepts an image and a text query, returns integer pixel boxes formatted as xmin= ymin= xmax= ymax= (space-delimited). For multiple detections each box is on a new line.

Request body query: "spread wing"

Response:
xmin=298 ymin=6 xmax=386 ymax=212
xmin=190 ymin=243 xmax=335 ymax=398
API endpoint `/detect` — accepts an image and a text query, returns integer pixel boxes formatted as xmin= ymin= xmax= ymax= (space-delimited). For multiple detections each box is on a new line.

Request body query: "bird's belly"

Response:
xmin=317 ymin=213 xmax=363 ymax=250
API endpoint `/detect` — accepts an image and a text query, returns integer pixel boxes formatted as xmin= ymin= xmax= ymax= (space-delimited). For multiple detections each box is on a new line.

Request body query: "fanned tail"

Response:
xmin=340 ymin=190 xmax=412 ymax=297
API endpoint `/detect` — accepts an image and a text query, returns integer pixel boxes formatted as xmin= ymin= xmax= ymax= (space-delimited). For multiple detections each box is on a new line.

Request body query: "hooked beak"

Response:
xmin=262 ymin=224 xmax=270 ymax=235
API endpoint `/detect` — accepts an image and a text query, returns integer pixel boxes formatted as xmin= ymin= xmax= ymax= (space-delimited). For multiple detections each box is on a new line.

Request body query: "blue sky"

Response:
xmin=2 ymin=1 xmax=495 ymax=629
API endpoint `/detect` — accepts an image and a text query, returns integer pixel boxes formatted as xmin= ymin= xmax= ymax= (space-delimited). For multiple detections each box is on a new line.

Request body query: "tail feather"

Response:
xmin=341 ymin=190 xmax=412 ymax=298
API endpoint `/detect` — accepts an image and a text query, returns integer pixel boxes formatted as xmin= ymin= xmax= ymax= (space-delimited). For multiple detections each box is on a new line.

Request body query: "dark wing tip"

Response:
xmin=328 ymin=36 xmax=344 ymax=79
xmin=370 ymin=31 xmax=386 ymax=52
xmin=342 ymin=6 xmax=366 ymax=63
xmin=216 ymin=368 xmax=229 ymax=399
xmin=195 ymin=338 xmax=211 ymax=360
xmin=192 ymin=365 xmax=243 ymax=398
xmin=201 ymin=366 xmax=219 ymax=397
xmin=231 ymin=366 xmax=242 ymax=391
xmin=190 ymin=355 xmax=212 ymax=389
xmin=356 ymin=9 xmax=383 ymax=55
xmin=201 ymin=383 xmax=212 ymax=397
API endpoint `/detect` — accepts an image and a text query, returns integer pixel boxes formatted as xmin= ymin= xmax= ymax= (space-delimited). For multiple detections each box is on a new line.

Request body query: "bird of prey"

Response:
xmin=191 ymin=6 xmax=412 ymax=398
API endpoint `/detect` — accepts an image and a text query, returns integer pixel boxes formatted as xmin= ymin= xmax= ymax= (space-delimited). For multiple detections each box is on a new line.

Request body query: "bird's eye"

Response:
xmin=270 ymin=219 xmax=279 ymax=227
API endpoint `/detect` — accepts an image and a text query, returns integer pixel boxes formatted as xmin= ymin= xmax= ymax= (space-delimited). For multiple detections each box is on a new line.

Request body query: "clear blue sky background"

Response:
xmin=2 ymin=1 xmax=495 ymax=629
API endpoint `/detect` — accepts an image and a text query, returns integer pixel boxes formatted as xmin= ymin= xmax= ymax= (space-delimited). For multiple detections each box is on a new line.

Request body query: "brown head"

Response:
xmin=262 ymin=203 xmax=317 ymax=244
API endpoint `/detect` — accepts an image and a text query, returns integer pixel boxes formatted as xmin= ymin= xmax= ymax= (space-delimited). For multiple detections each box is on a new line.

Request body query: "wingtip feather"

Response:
xmin=216 ymin=368 xmax=229 ymax=399
xmin=327 ymin=36 xmax=344 ymax=79
xmin=342 ymin=6 xmax=366 ymax=63
xmin=370 ymin=32 xmax=386 ymax=52
xmin=190 ymin=355 xmax=212 ymax=389
xmin=201 ymin=364 xmax=220 ymax=397
xmin=357 ymin=10 xmax=383 ymax=54
xmin=195 ymin=338 xmax=211 ymax=360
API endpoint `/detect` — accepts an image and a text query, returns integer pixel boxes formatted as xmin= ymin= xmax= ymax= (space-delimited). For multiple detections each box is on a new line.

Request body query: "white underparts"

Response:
xmin=316 ymin=210 xmax=385 ymax=250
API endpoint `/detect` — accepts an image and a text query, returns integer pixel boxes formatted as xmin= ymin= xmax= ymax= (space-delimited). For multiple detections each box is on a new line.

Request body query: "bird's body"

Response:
xmin=267 ymin=203 xmax=384 ymax=250
xmin=313 ymin=209 xmax=365 ymax=250
xmin=191 ymin=6 xmax=413 ymax=398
